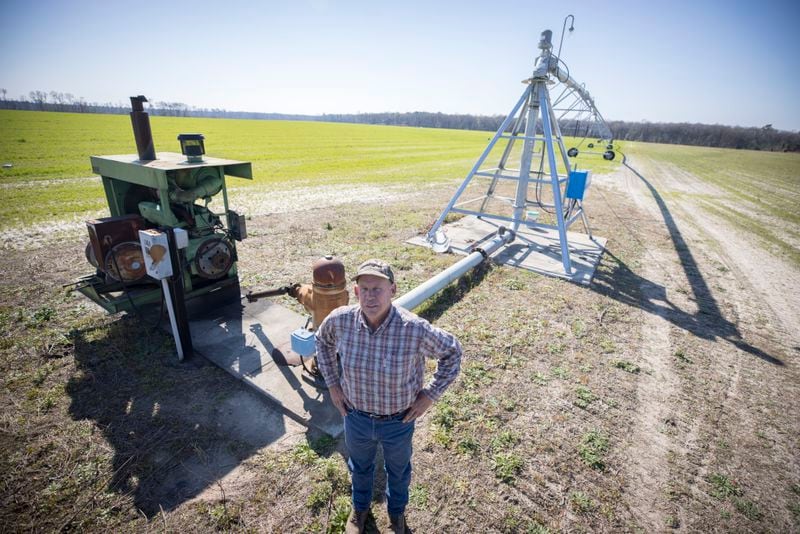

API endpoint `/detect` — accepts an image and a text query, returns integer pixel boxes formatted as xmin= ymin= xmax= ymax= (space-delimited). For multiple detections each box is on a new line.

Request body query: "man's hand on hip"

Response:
xmin=402 ymin=391 xmax=434 ymax=423
xmin=329 ymin=384 xmax=351 ymax=416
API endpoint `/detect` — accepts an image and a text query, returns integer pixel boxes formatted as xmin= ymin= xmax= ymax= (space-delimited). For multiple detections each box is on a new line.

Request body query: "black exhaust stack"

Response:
xmin=130 ymin=95 xmax=156 ymax=161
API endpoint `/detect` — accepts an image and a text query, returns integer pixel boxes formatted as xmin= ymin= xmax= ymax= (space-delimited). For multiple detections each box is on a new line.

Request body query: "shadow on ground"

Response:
xmin=591 ymin=158 xmax=782 ymax=365
xmin=417 ymin=261 xmax=493 ymax=323
xmin=65 ymin=315 xmax=291 ymax=517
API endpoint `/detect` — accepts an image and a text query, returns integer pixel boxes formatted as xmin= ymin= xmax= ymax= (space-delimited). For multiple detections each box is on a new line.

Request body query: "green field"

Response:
xmin=629 ymin=142 xmax=799 ymax=224
xmin=0 ymin=110 xmax=620 ymax=229
xmin=0 ymin=110 xmax=484 ymax=228
xmin=4 ymin=109 xmax=796 ymax=249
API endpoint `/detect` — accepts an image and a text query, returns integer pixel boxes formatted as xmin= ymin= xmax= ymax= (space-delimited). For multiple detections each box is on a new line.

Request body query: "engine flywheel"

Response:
xmin=194 ymin=237 xmax=234 ymax=279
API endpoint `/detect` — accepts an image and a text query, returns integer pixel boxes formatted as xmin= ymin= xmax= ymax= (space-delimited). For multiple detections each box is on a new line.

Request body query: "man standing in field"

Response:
xmin=316 ymin=259 xmax=462 ymax=534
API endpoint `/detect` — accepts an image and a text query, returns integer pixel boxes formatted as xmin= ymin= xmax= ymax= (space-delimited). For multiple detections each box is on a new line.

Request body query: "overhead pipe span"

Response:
xmin=552 ymin=65 xmax=613 ymax=140
xmin=395 ymin=228 xmax=515 ymax=311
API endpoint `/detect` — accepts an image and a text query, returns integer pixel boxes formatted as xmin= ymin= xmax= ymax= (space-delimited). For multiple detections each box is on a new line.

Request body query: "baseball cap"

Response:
xmin=352 ymin=258 xmax=395 ymax=283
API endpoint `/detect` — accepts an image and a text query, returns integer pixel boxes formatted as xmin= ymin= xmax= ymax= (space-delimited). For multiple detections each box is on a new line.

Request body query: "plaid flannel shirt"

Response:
xmin=316 ymin=304 xmax=462 ymax=415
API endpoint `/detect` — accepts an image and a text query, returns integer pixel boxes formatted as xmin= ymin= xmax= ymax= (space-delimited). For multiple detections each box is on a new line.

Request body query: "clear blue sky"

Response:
xmin=2 ymin=0 xmax=799 ymax=130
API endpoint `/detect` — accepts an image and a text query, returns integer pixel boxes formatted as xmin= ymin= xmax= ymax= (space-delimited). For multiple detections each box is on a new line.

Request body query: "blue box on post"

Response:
xmin=566 ymin=170 xmax=591 ymax=200
xmin=291 ymin=328 xmax=316 ymax=357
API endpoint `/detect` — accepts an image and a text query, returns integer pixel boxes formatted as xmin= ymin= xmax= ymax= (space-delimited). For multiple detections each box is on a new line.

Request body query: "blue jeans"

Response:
xmin=344 ymin=408 xmax=415 ymax=515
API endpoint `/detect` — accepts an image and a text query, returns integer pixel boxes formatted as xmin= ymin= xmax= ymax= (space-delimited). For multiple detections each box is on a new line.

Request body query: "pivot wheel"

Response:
xmin=194 ymin=237 xmax=234 ymax=279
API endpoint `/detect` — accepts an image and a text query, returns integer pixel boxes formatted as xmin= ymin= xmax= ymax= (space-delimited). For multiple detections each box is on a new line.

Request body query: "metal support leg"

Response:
xmin=538 ymin=83 xmax=572 ymax=274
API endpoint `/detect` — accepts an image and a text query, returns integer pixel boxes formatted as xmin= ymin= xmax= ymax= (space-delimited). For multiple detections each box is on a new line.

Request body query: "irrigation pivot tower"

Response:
xmin=426 ymin=26 xmax=613 ymax=276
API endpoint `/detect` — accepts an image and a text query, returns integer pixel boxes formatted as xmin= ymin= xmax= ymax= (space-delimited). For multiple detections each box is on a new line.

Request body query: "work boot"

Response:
xmin=345 ymin=508 xmax=368 ymax=534
xmin=389 ymin=513 xmax=412 ymax=533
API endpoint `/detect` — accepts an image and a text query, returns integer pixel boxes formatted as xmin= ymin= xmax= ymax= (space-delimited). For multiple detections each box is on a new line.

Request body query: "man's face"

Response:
xmin=354 ymin=274 xmax=396 ymax=328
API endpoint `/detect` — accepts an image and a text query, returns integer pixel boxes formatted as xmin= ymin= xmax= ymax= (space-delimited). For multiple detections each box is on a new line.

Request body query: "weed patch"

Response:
xmin=204 ymin=501 xmax=243 ymax=530
xmin=491 ymin=430 xmax=519 ymax=452
xmin=674 ymin=348 xmax=692 ymax=364
xmin=502 ymin=506 xmax=550 ymax=532
xmin=579 ymin=431 xmax=609 ymax=470
xmin=409 ymin=483 xmax=430 ymax=508
xmin=306 ymin=481 xmax=334 ymax=511
xmin=461 ymin=362 xmax=494 ymax=389
xmin=551 ymin=366 xmax=569 ymax=380
xmin=790 ymin=502 xmax=800 ymax=522
xmin=733 ymin=497 xmax=763 ymax=521
xmin=504 ymin=278 xmax=525 ymax=291
xmin=291 ymin=442 xmax=321 ymax=465
xmin=599 ymin=338 xmax=616 ymax=353
xmin=456 ymin=437 xmax=480 ymax=457
xmin=706 ymin=473 xmax=765 ymax=522
xmin=574 ymin=386 xmax=596 ymax=409
xmin=611 ymin=359 xmax=640 ymax=374
xmin=328 ymin=495 xmax=351 ymax=532
xmin=492 ymin=452 xmax=524 ymax=484
xmin=708 ymin=473 xmax=742 ymax=499
xmin=571 ymin=318 xmax=587 ymax=338
xmin=570 ymin=491 xmax=597 ymax=513
xmin=532 ymin=371 xmax=550 ymax=386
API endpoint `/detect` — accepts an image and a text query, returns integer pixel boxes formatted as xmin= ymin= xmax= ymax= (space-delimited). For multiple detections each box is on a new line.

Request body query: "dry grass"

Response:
xmin=1 ymin=155 xmax=799 ymax=532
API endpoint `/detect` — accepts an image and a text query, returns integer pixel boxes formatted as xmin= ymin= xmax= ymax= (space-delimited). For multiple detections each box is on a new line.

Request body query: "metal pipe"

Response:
xmin=551 ymin=66 xmax=612 ymax=140
xmin=395 ymin=228 xmax=515 ymax=311
xmin=557 ymin=15 xmax=575 ymax=59
xmin=511 ymin=80 xmax=540 ymax=235
xmin=245 ymin=284 xmax=297 ymax=302
xmin=130 ymin=95 xmax=156 ymax=161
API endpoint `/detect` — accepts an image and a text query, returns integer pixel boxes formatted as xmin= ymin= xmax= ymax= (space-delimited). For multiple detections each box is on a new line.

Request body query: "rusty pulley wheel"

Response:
xmin=104 ymin=241 xmax=147 ymax=282
xmin=85 ymin=242 xmax=99 ymax=269
xmin=194 ymin=237 xmax=234 ymax=279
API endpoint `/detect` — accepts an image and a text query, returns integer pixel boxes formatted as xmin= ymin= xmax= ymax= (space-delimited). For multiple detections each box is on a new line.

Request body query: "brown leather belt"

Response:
xmin=352 ymin=408 xmax=407 ymax=421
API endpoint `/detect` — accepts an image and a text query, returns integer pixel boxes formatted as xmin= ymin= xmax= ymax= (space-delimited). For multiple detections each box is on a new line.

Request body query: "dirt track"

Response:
xmin=597 ymin=154 xmax=800 ymax=531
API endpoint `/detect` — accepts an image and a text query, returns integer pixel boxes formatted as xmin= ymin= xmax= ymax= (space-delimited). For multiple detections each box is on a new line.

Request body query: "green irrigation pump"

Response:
xmin=75 ymin=96 xmax=252 ymax=317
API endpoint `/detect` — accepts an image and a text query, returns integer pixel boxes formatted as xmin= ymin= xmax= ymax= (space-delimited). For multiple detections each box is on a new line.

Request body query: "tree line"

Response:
xmin=605 ymin=120 xmax=798 ymax=152
xmin=2 ymin=89 xmax=798 ymax=152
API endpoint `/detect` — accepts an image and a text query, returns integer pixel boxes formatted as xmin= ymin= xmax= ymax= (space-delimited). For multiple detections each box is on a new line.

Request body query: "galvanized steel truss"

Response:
xmin=426 ymin=30 xmax=611 ymax=274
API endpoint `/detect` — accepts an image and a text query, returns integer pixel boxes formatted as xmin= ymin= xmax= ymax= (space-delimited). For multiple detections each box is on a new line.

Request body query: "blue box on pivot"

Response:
xmin=566 ymin=170 xmax=591 ymax=200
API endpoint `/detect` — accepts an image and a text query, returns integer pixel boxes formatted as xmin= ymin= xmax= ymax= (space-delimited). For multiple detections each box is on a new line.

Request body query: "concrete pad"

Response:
xmin=407 ymin=215 xmax=607 ymax=285
xmin=188 ymin=299 xmax=343 ymax=437
xmin=196 ymin=335 xmax=268 ymax=379
xmin=244 ymin=366 xmax=342 ymax=438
